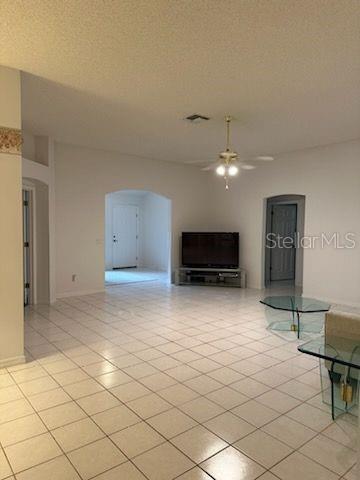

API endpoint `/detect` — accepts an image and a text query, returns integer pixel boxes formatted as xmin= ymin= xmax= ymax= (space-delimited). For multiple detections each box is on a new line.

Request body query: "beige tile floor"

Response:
xmin=0 ymin=282 xmax=358 ymax=479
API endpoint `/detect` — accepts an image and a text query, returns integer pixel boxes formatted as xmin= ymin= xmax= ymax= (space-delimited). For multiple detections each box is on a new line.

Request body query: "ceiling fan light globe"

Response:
xmin=216 ymin=164 xmax=226 ymax=176
xmin=228 ymin=165 xmax=239 ymax=176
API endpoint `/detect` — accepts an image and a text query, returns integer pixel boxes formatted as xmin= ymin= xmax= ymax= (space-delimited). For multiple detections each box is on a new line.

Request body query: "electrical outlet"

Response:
xmin=72 ymin=274 xmax=76 ymax=282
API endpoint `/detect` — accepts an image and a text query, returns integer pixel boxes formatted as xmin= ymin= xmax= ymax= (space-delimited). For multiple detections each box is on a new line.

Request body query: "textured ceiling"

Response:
xmin=0 ymin=0 xmax=359 ymax=162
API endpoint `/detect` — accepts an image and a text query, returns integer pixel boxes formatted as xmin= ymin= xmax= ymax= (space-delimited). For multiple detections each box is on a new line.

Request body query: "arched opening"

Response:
xmin=264 ymin=194 xmax=305 ymax=289
xmin=104 ymin=189 xmax=171 ymax=285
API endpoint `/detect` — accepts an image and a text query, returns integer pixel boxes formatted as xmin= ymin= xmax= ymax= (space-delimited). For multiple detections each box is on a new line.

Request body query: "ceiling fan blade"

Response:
xmin=241 ymin=164 xmax=256 ymax=170
xmin=185 ymin=159 xmax=210 ymax=164
xmin=254 ymin=155 xmax=274 ymax=161
xmin=201 ymin=161 xmax=219 ymax=171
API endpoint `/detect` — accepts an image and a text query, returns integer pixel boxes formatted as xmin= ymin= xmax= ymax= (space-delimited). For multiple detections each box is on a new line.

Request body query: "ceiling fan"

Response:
xmin=192 ymin=116 xmax=274 ymax=189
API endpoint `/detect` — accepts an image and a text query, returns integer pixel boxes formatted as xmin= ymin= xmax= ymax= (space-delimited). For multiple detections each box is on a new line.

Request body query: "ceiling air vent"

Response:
xmin=185 ymin=114 xmax=210 ymax=123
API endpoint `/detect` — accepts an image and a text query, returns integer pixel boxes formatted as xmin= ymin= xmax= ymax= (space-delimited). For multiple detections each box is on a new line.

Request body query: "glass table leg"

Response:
xmin=330 ymin=361 xmax=336 ymax=421
xmin=297 ymin=310 xmax=300 ymax=339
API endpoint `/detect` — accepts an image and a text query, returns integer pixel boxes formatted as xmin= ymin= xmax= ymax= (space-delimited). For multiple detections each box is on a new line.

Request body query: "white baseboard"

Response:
xmin=56 ymin=288 xmax=105 ymax=299
xmin=0 ymin=354 xmax=26 ymax=369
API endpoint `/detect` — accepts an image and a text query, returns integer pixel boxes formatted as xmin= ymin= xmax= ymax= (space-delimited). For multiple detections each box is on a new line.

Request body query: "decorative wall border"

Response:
xmin=0 ymin=126 xmax=22 ymax=155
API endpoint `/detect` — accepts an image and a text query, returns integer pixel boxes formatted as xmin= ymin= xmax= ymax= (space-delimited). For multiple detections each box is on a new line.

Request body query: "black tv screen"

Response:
xmin=182 ymin=232 xmax=239 ymax=268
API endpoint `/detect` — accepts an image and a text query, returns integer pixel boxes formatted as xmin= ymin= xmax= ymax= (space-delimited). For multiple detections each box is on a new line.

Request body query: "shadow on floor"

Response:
xmin=105 ymin=268 xmax=168 ymax=285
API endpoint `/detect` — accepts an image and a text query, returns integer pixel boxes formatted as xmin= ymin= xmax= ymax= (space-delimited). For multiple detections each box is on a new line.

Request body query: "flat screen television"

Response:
xmin=182 ymin=232 xmax=239 ymax=268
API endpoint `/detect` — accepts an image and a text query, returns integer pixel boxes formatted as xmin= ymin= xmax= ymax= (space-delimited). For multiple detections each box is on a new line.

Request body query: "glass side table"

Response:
xmin=298 ymin=335 xmax=360 ymax=476
xmin=260 ymin=296 xmax=330 ymax=339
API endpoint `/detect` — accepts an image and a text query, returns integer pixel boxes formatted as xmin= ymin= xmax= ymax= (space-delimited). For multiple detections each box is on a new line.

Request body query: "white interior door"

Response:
xmin=270 ymin=204 xmax=297 ymax=281
xmin=112 ymin=205 xmax=138 ymax=268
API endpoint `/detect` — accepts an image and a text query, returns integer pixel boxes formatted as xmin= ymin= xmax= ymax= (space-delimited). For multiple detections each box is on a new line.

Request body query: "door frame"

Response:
xmin=111 ymin=204 xmax=139 ymax=269
xmin=264 ymin=194 xmax=305 ymax=287
xmin=22 ymin=185 xmax=37 ymax=305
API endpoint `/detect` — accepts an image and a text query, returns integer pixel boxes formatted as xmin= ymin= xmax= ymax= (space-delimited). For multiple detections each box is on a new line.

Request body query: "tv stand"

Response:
xmin=175 ymin=267 xmax=246 ymax=288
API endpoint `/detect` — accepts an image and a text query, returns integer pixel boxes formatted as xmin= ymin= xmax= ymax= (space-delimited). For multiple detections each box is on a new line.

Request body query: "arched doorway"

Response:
xmin=104 ymin=189 xmax=171 ymax=285
xmin=264 ymin=194 xmax=305 ymax=288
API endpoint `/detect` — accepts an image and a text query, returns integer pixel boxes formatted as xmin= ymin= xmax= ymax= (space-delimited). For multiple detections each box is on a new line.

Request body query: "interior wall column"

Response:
xmin=0 ymin=66 xmax=25 ymax=367
xmin=34 ymin=135 xmax=56 ymax=303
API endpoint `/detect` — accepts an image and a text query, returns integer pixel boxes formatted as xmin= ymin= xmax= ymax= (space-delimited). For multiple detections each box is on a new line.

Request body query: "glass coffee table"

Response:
xmin=260 ymin=296 xmax=330 ymax=339
xmin=298 ymin=335 xmax=360 ymax=476
xmin=298 ymin=335 xmax=360 ymax=419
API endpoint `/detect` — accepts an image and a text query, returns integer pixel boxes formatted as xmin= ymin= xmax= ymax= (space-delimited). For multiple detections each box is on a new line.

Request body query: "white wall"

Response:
xmin=22 ymin=131 xmax=36 ymax=162
xmin=143 ymin=192 xmax=171 ymax=271
xmin=55 ymin=142 xmax=216 ymax=297
xmin=55 ymin=139 xmax=360 ymax=306
xmin=33 ymin=182 xmax=50 ymax=303
xmin=211 ymin=140 xmax=360 ymax=307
